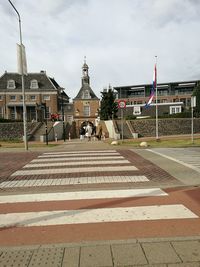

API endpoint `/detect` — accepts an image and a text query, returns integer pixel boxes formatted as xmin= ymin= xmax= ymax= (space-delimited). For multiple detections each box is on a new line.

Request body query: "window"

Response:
xmin=30 ymin=95 xmax=36 ymax=101
xmin=7 ymin=80 xmax=16 ymax=89
xmin=20 ymin=95 xmax=27 ymax=101
xmin=83 ymin=105 xmax=90 ymax=116
xmin=45 ymin=106 xmax=50 ymax=119
xmin=30 ymin=79 xmax=39 ymax=89
xmin=170 ymin=106 xmax=181 ymax=114
xmin=0 ymin=95 xmax=3 ymax=101
xmin=158 ymin=90 xmax=168 ymax=96
xmin=43 ymin=95 xmax=50 ymax=101
xmin=10 ymin=95 xmax=16 ymax=101
xmin=10 ymin=107 xmax=16 ymax=120
xmin=83 ymin=90 xmax=90 ymax=99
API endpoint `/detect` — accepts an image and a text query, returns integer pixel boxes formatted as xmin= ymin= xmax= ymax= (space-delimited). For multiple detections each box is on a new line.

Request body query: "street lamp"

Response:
xmin=41 ymin=102 xmax=48 ymax=145
xmin=61 ymin=89 xmax=66 ymax=141
xmin=8 ymin=0 xmax=28 ymax=150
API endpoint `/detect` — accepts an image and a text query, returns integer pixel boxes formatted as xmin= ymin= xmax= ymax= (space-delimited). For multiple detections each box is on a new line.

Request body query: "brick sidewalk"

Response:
xmin=0 ymin=237 xmax=200 ymax=266
xmin=0 ymin=152 xmax=41 ymax=182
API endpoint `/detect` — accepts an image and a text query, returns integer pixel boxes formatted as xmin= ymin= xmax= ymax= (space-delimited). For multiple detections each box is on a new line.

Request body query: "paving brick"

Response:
xmin=62 ymin=247 xmax=80 ymax=267
xmin=168 ymin=263 xmax=200 ymax=267
xmin=0 ymin=152 xmax=41 ymax=182
xmin=80 ymin=245 xmax=113 ymax=267
xmin=28 ymin=247 xmax=64 ymax=267
xmin=172 ymin=240 xmax=200 ymax=262
xmin=111 ymin=243 xmax=148 ymax=266
xmin=142 ymin=242 xmax=181 ymax=264
xmin=0 ymin=250 xmax=33 ymax=267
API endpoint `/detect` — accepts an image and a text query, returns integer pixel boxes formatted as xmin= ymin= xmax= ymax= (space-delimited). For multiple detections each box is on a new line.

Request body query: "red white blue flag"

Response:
xmin=145 ymin=64 xmax=157 ymax=108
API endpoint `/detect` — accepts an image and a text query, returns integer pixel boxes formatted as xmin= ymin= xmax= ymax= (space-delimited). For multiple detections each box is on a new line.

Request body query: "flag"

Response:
xmin=17 ymin=43 xmax=28 ymax=75
xmin=145 ymin=64 xmax=157 ymax=108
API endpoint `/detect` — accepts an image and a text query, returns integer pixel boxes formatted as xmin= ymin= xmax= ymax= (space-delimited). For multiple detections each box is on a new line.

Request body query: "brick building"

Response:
xmin=0 ymin=71 xmax=69 ymax=121
xmin=114 ymin=80 xmax=200 ymax=117
xmin=73 ymin=60 xmax=100 ymax=127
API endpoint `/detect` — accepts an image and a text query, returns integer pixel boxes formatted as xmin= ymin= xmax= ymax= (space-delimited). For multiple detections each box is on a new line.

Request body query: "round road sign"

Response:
xmin=118 ymin=100 xmax=126 ymax=109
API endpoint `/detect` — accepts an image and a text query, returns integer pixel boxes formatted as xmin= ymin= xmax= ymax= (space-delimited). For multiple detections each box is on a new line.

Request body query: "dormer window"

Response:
xmin=30 ymin=79 xmax=39 ymax=89
xmin=7 ymin=80 xmax=16 ymax=89
xmin=83 ymin=90 xmax=90 ymax=99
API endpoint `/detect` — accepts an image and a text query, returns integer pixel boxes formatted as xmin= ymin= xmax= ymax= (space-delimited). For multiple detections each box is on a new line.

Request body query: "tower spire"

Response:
xmin=82 ymin=57 xmax=89 ymax=84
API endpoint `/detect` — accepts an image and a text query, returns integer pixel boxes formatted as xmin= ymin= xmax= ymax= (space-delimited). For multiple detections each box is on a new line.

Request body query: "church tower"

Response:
xmin=73 ymin=59 xmax=100 ymax=127
xmin=82 ymin=58 xmax=90 ymax=85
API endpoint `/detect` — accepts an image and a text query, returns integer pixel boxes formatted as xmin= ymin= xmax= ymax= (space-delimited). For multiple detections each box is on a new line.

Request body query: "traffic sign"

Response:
xmin=118 ymin=100 xmax=126 ymax=109
xmin=191 ymin=96 xmax=196 ymax=108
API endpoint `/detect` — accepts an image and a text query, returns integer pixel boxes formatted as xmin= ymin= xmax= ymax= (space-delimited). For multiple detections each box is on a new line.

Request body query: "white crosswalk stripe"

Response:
xmin=43 ymin=150 xmax=117 ymax=155
xmin=39 ymin=152 xmax=120 ymax=158
xmin=11 ymin=165 xmax=138 ymax=176
xmin=24 ymin=159 xmax=130 ymax=168
xmin=0 ymin=175 xmax=149 ymax=188
xmin=31 ymin=156 xmax=124 ymax=162
xmin=0 ymin=205 xmax=197 ymax=227
xmin=0 ymin=185 xmax=198 ymax=228
xmin=0 ymin=188 xmax=167 ymax=203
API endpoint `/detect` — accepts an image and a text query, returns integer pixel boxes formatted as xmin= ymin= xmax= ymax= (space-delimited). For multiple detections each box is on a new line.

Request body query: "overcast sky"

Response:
xmin=0 ymin=0 xmax=200 ymax=100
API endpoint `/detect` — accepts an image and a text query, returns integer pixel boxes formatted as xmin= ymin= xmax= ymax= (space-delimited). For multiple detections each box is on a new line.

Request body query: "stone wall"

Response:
xmin=131 ymin=118 xmax=200 ymax=137
xmin=0 ymin=122 xmax=37 ymax=141
xmin=1 ymin=119 xmax=200 ymax=140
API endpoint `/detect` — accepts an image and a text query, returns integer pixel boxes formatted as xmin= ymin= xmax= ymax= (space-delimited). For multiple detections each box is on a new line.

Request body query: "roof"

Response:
xmin=0 ymin=71 xmax=62 ymax=92
xmin=113 ymin=80 xmax=200 ymax=91
xmin=73 ymin=83 xmax=99 ymax=100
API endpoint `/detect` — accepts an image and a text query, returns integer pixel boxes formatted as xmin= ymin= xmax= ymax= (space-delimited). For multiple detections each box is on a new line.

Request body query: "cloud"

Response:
xmin=0 ymin=0 xmax=200 ymax=99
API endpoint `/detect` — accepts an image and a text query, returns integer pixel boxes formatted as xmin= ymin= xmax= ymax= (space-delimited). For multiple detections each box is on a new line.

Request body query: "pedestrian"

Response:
xmin=85 ymin=123 xmax=92 ymax=141
xmin=92 ymin=125 xmax=96 ymax=136
xmin=96 ymin=123 xmax=102 ymax=140
xmin=79 ymin=127 xmax=85 ymax=140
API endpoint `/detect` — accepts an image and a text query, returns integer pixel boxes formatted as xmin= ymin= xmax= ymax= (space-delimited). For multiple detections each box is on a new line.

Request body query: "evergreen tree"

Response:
xmin=100 ymin=88 xmax=118 ymax=120
xmin=192 ymin=84 xmax=200 ymax=117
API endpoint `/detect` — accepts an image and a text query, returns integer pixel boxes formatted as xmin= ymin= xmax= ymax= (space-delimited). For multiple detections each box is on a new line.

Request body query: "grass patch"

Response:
xmin=109 ymin=137 xmax=200 ymax=148
xmin=0 ymin=141 xmax=59 ymax=148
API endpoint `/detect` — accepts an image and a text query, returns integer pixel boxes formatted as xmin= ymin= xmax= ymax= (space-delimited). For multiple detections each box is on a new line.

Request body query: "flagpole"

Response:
xmin=155 ymin=56 xmax=159 ymax=140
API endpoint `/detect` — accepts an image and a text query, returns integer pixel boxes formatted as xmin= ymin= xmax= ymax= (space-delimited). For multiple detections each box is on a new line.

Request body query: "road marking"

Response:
xmin=0 ymin=188 xmax=166 ymax=203
xmin=31 ymin=156 xmax=124 ymax=162
xmin=38 ymin=152 xmax=120 ymax=158
xmin=11 ymin=166 xmax=138 ymax=176
xmin=0 ymin=175 xmax=149 ymax=188
xmin=24 ymin=160 xmax=130 ymax=168
xmin=0 ymin=205 xmax=197 ymax=227
xmin=43 ymin=150 xmax=117 ymax=155
xmin=147 ymin=149 xmax=200 ymax=173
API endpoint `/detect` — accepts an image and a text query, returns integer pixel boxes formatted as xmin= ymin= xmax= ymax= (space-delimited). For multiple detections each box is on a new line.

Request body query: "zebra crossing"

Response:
xmin=0 ymin=149 xmax=199 ymax=245
xmin=0 ymin=149 xmax=147 ymax=189
xmin=0 ymin=187 xmax=198 ymax=228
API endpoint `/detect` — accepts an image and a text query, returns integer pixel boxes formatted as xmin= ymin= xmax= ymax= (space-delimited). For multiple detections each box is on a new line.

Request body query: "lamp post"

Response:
xmin=61 ymin=89 xmax=66 ymax=141
xmin=8 ymin=0 xmax=28 ymax=150
xmin=191 ymin=96 xmax=196 ymax=144
xmin=42 ymin=102 xmax=48 ymax=145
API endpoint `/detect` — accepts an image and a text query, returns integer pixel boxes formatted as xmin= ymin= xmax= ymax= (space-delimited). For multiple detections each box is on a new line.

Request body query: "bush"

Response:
xmin=125 ymin=115 xmax=136 ymax=120
xmin=159 ymin=112 xmax=191 ymax=118
xmin=0 ymin=118 xmax=23 ymax=123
